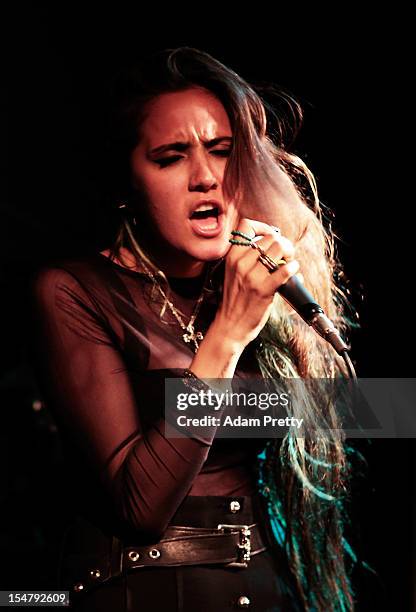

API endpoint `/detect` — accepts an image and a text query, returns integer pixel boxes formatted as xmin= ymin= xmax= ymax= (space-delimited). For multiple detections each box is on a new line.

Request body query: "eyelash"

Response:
xmin=155 ymin=149 xmax=231 ymax=168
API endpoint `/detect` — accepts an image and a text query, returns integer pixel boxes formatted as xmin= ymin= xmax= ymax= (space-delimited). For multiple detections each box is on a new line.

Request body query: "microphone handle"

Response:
xmin=277 ymin=275 xmax=349 ymax=356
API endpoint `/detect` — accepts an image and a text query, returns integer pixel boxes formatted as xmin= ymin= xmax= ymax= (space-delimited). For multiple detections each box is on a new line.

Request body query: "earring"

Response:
xmin=117 ymin=202 xmax=137 ymax=226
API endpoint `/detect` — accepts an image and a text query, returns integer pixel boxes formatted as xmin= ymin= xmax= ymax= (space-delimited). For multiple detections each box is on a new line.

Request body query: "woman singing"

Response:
xmin=30 ymin=47 xmax=356 ymax=610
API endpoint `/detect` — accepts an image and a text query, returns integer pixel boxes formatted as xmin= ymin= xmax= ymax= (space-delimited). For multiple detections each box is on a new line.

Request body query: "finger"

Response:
xmin=228 ymin=226 xmax=296 ymax=281
xmin=263 ymin=236 xmax=295 ymax=263
xmin=228 ymin=235 xmax=277 ymax=275
xmin=263 ymin=259 xmax=300 ymax=294
xmin=248 ymin=234 xmax=295 ymax=264
xmin=237 ymin=218 xmax=279 ymax=239
xmin=227 ymin=234 xmax=280 ymax=283
xmin=228 ymin=238 xmax=262 ymax=272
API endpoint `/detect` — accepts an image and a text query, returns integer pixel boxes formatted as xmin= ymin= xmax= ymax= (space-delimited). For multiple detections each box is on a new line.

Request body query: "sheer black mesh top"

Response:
xmin=29 ymin=252 xmax=266 ymax=540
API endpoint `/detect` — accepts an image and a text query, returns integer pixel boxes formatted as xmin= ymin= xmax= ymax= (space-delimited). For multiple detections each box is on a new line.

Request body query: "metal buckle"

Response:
xmin=217 ymin=523 xmax=251 ymax=568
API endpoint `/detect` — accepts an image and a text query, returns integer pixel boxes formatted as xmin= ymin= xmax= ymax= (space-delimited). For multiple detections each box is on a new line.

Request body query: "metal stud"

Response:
xmin=237 ymin=595 xmax=251 ymax=608
xmin=128 ymin=550 xmax=140 ymax=562
xmin=229 ymin=500 xmax=241 ymax=513
xmin=73 ymin=583 xmax=84 ymax=593
xmin=89 ymin=569 xmax=101 ymax=579
xmin=148 ymin=548 xmax=161 ymax=559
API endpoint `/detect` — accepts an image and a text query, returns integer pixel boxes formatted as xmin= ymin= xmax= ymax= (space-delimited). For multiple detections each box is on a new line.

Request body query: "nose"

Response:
xmin=188 ymin=151 xmax=218 ymax=193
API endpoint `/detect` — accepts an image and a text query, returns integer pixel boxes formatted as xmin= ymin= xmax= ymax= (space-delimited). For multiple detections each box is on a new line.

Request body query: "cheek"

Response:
xmin=132 ymin=174 xmax=162 ymax=209
xmin=140 ymin=173 xmax=186 ymax=223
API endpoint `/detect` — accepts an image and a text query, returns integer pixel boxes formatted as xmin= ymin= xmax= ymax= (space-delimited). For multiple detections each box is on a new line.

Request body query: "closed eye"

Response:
xmin=154 ymin=156 xmax=183 ymax=168
xmin=155 ymin=149 xmax=231 ymax=169
xmin=210 ymin=149 xmax=231 ymax=157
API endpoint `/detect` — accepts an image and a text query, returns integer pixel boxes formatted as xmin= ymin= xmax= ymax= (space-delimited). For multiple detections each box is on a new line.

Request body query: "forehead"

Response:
xmin=140 ymin=88 xmax=232 ymax=146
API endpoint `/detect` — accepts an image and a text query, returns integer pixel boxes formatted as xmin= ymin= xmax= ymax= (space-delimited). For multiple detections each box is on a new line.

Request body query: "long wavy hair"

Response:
xmin=105 ymin=47 xmax=357 ymax=611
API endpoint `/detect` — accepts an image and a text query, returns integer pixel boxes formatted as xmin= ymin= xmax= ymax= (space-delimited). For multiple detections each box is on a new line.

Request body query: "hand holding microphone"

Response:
xmin=214 ymin=218 xmax=299 ymax=349
xmin=222 ymin=218 xmax=349 ymax=356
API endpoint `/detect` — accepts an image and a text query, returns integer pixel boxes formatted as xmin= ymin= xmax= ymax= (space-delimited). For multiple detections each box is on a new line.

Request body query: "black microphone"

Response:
xmin=277 ymin=275 xmax=349 ymax=356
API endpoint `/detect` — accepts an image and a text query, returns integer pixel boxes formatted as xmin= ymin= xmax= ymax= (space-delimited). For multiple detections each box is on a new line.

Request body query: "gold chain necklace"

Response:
xmin=138 ymin=257 xmax=209 ymax=353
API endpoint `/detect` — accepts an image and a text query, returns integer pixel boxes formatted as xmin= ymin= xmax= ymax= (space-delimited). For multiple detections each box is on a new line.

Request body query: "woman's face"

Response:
xmin=130 ymin=87 xmax=239 ymax=276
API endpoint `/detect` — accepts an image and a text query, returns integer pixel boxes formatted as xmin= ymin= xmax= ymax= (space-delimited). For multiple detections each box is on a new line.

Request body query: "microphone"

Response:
xmin=277 ymin=275 xmax=349 ymax=356
xmin=248 ymin=234 xmax=349 ymax=356
xmin=248 ymin=234 xmax=349 ymax=355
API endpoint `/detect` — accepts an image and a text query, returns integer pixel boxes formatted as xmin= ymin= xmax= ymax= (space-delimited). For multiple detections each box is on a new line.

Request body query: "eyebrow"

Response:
xmin=148 ymin=136 xmax=233 ymax=157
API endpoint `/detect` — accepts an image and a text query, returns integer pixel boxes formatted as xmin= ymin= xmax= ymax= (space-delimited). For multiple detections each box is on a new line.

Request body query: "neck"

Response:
xmin=133 ymin=227 xmax=207 ymax=278
xmin=153 ymin=255 xmax=206 ymax=278
xmin=113 ymin=246 xmax=206 ymax=279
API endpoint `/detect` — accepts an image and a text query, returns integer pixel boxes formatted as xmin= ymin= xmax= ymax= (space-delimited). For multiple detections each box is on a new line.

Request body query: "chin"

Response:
xmin=188 ymin=239 xmax=231 ymax=262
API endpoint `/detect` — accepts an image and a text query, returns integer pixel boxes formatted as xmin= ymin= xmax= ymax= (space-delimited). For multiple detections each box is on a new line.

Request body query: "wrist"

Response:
xmin=211 ymin=310 xmax=254 ymax=352
xmin=189 ymin=317 xmax=244 ymax=379
xmin=206 ymin=315 xmax=247 ymax=357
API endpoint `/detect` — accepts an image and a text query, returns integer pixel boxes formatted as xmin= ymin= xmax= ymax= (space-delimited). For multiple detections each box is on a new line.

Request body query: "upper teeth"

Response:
xmin=194 ymin=204 xmax=216 ymax=212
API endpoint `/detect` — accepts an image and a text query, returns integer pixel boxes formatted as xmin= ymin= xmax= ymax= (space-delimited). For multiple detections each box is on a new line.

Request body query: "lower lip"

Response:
xmin=189 ymin=213 xmax=224 ymax=238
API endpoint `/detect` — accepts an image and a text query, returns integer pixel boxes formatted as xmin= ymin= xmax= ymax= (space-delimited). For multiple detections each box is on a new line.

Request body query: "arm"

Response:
xmin=29 ymin=267 xmax=221 ymax=541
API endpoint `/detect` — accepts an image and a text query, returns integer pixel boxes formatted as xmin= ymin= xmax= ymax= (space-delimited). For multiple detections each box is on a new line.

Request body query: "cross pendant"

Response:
xmin=183 ymin=324 xmax=204 ymax=351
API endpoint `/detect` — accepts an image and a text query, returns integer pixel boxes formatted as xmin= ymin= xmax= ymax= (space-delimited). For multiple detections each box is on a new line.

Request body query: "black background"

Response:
xmin=2 ymin=4 xmax=414 ymax=610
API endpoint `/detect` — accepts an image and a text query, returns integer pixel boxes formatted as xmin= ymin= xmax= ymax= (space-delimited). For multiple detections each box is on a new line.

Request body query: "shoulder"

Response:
xmin=29 ymin=257 xmax=123 ymax=348
xmin=30 ymin=254 xmax=112 ymax=311
xmin=31 ymin=254 xmax=112 ymax=288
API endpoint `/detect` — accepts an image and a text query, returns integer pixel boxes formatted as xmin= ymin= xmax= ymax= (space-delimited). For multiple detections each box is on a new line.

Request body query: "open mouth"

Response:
xmin=190 ymin=206 xmax=219 ymax=221
xmin=189 ymin=203 xmax=223 ymax=237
